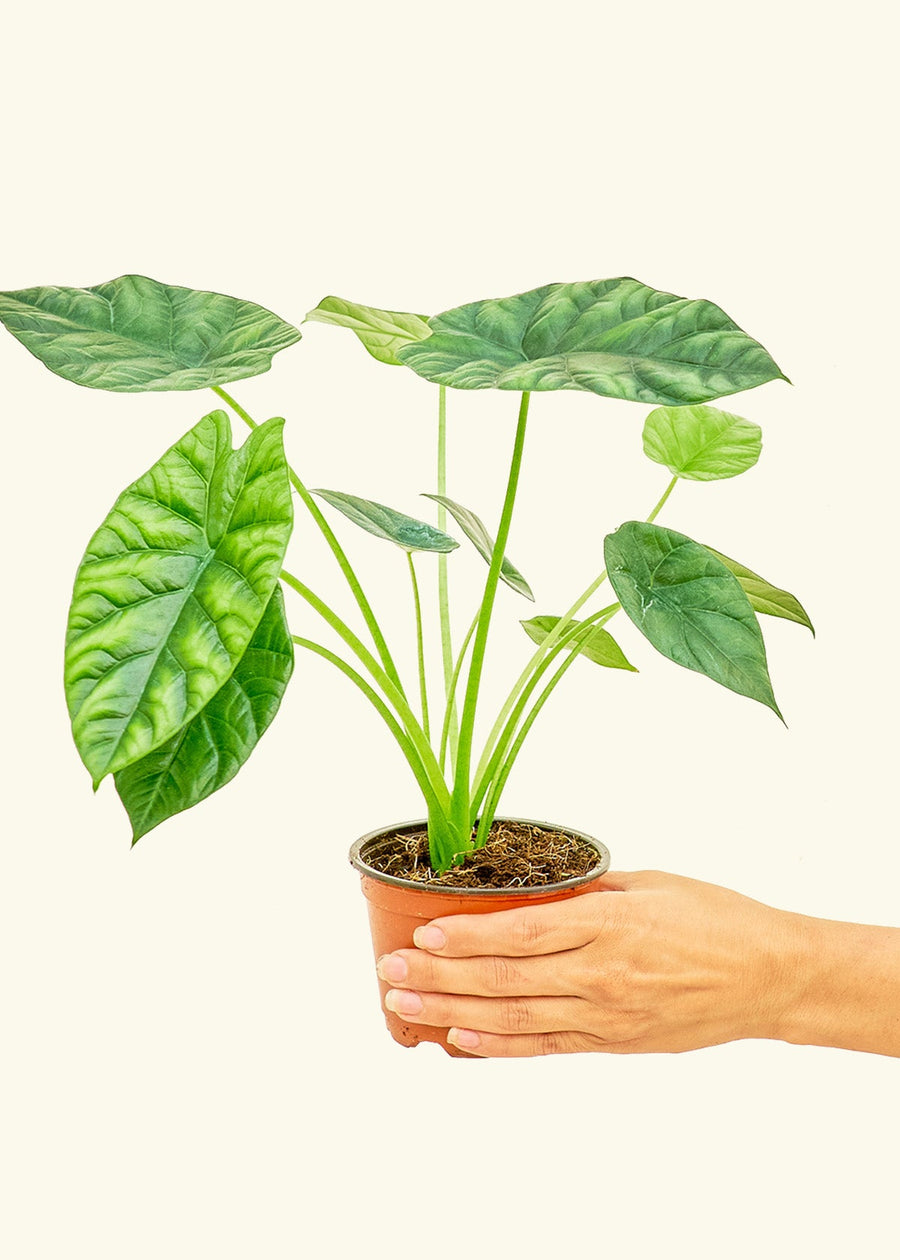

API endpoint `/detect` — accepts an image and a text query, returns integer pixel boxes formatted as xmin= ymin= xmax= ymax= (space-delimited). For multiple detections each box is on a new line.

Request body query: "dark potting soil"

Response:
xmin=363 ymin=819 xmax=602 ymax=889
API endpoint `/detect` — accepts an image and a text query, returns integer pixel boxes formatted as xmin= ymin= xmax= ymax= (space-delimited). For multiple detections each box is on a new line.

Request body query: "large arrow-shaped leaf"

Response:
xmin=0 ymin=275 xmax=301 ymax=391
xmin=604 ymin=522 xmax=781 ymax=716
xmin=114 ymin=585 xmax=294 ymax=842
xmin=65 ymin=411 xmax=293 ymax=785
xmin=396 ymin=278 xmax=788 ymax=405
xmin=422 ymin=493 xmax=534 ymax=599
xmin=305 ymin=296 xmax=430 ymax=366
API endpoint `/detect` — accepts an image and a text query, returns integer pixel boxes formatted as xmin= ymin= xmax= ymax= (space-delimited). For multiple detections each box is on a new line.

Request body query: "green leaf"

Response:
xmin=312 ymin=489 xmax=459 ymax=553
xmin=65 ymin=412 xmax=293 ymax=785
xmin=642 ymin=404 xmax=762 ymax=480
xmin=706 ymin=548 xmax=814 ymax=635
xmin=521 ymin=616 xmax=636 ymax=671
xmin=422 ymin=493 xmax=534 ymax=599
xmin=115 ymin=585 xmax=294 ymax=842
xmin=0 ymin=275 xmax=301 ymax=391
xmin=604 ymin=522 xmax=782 ymax=716
xmin=396 ymin=278 xmax=788 ymax=404
xmin=305 ymin=296 xmax=431 ymax=367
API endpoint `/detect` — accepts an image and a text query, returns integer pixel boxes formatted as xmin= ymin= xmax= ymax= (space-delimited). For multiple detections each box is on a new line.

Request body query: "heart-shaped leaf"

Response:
xmin=422 ymin=493 xmax=533 ymax=599
xmin=604 ymin=522 xmax=781 ymax=716
xmin=0 ymin=275 xmax=301 ymax=391
xmin=65 ymin=412 xmax=293 ymax=785
xmin=115 ymin=585 xmax=294 ymax=842
xmin=642 ymin=404 xmax=762 ymax=480
xmin=396 ymin=278 xmax=788 ymax=405
xmin=706 ymin=548 xmax=814 ymax=634
xmin=305 ymin=297 xmax=431 ymax=366
xmin=521 ymin=616 xmax=636 ymax=671
xmin=313 ymin=489 xmax=459 ymax=553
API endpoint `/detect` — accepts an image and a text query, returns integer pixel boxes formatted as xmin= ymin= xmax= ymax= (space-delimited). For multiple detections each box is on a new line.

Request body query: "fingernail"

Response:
xmin=385 ymin=989 xmax=423 ymax=1016
xmin=376 ymin=954 xmax=408 ymax=983
xmin=448 ymin=1028 xmax=481 ymax=1050
xmin=413 ymin=925 xmax=446 ymax=950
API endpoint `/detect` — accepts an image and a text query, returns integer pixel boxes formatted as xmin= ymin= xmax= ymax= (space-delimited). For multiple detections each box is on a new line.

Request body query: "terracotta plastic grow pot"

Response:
xmin=350 ymin=818 xmax=611 ymax=1057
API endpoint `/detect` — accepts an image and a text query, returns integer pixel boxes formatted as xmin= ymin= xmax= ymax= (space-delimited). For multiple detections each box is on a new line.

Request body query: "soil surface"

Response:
xmin=363 ymin=819 xmax=603 ymax=889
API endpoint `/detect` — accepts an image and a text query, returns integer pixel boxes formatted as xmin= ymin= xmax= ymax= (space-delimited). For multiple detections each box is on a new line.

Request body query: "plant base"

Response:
xmin=350 ymin=818 xmax=611 ymax=1056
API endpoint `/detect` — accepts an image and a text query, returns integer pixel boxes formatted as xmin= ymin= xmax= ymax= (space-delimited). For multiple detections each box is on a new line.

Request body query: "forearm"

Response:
xmin=774 ymin=913 xmax=900 ymax=1057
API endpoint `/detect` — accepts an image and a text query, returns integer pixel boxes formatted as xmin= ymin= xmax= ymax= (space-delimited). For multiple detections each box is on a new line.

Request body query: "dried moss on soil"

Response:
xmin=363 ymin=820 xmax=601 ymax=889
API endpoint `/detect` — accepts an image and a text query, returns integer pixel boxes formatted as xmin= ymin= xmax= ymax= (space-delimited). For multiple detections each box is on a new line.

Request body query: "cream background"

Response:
xmin=2 ymin=3 xmax=896 ymax=1256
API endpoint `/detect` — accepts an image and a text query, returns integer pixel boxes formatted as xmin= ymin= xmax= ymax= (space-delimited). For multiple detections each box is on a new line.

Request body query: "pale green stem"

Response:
xmin=212 ymin=384 xmax=407 ymax=699
xmin=280 ymin=568 xmax=450 ymax=810
xmin=407 ymin=552 xmax=430 ymax=742
xmin=471 ymin=604 xmax=619 ymax=838
xmin=435 ymin=384 xmax=460 ymax=772
xmin=472 ymin=475 xmax=680 ymax=790
xmin=438 ymin=611 xmax=479 ymax=773
xmin=450 ymin=392 xmax=531 ymax=837
xmin=291 ymin=635 xmax=443 ymax=816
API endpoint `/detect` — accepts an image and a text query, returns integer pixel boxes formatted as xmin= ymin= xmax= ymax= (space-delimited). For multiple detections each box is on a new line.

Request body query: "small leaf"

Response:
xmin=422 ymin=493 xmax=534 ymax=599
xmin=706 ymin=548 xmax=814 ymax=635
xmin=521 ymin=616 xmax=636 ymax=671
xmin=604 ymin=522 xmax=782 ymax=716
xmin=397 ymin=278 xmax=788 ymax=404
xmin=0 ymin=275 xmax=300 ymax=391
xmin=115 ymin=585 xmax=294 ymax=842
xmin=65 ymin=412 xmax=293 ymax=785
xmin=305 ymin=296 xmax=431 ymax=367
xmin=642 ymin=404 xmax=762 ymax=480
xmin=313 ymin=489 xmax=459 ymax=553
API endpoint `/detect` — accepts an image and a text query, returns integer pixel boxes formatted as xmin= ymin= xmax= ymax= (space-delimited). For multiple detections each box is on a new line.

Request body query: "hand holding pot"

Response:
xmin=376 ymin=870 xmax=900 ymax=1058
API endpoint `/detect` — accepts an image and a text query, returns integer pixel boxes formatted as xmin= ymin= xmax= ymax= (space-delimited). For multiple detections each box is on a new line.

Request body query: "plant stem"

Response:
xmin=280 ymin=568 xmax=450 ymax=810
xmin=471 ymin=603 xmax=619 ymax=837
xmin=407 ymin=552 xmax=430 ymax=742
xmin=472 ymin=475 xmax=680 ymax=791
xmin=438 ymin=610 xmax=479 ymax=773
xmin=291 ymin=635 xmax=444 ymax=817
xmin=212 ymin=384 xmax=407 ymax=700
xmin=450 ymin=391 xmax=531 ymax=841
xmin=435 ymin=384 xmax=460 ymax=773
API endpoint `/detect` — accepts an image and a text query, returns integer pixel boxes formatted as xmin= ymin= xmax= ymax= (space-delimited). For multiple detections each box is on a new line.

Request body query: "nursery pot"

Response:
xmin=350 ymin=818 xmax=611 ymax=1057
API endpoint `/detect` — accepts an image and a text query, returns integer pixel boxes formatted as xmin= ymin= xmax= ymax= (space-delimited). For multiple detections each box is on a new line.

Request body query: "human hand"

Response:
xmin=375 ymin=870 xmax=800 ymax=1057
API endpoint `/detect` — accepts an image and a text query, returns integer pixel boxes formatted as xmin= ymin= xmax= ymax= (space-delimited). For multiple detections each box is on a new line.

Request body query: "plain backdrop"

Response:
xmin=2 ymin=3 xmax=897 ymax=1257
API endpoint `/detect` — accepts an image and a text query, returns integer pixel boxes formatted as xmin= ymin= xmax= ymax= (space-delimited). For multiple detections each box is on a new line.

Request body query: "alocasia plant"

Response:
xmin=0 ymin=274 xmax=811 ymax=870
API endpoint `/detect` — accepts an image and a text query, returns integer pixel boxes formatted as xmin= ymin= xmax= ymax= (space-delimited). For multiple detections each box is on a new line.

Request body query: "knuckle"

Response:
xmin=486 ymin=953 xmax=520 ymax=993
xmin=502 ymin=998 xmax=534 ymax=1033
xmin=512 ymin=911 xmax=546 ymax=953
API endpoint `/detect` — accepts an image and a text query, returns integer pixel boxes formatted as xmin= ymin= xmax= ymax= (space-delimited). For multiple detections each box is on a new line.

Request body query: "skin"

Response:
xmin=375 ymin=871 xmax=900 ymax=1058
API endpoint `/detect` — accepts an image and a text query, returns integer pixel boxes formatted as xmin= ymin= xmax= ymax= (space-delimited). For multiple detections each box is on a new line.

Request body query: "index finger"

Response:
xmin=413 ymin=873 xmax=632 ymax=958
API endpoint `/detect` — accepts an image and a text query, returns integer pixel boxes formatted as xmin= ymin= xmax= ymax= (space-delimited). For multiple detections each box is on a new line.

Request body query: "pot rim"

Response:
xmin=349 ymin=816 xmax=611 ymax=896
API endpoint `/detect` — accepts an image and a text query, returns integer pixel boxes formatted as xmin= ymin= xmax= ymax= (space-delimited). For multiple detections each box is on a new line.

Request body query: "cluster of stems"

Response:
xmin=212 ymin=384 xmax=675 ymax=873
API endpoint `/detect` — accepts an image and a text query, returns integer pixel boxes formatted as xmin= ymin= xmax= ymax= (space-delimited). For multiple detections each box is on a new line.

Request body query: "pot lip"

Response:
xmin=349 ymin=816 xmax=611 ymax=896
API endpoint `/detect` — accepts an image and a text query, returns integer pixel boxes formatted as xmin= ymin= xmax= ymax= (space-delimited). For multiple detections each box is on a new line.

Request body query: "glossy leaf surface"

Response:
xmin=707 ymin=548 xmax=814 ymax=634
xmin=65 ymin=412 xmax=293 ymax=784
xmin=305 ymin=296 xmax=430 ymax=366
xmin=642 ymin=404 xmax=762 ymax=480
xmin=313 ymin=489 xmax=459 ymax=553
xmin=115 ymin=586 xmax=294 ymax=841
xmin=397 ymin=278 xmax=787 ymax=404
xmin=521 ymin=616 xmax=636 ymax=671
xmin=604 ymin=522 xmax=781 ymax=715
xmin=0 ymin=275 xmax=301 ymax=390
xmin=423 ymin=493 xmax=534 ymax=599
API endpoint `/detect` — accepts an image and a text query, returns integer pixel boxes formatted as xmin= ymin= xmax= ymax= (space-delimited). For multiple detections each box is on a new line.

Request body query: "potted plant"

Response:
xmin=0 ymin=275 xmax=811 ymax=1054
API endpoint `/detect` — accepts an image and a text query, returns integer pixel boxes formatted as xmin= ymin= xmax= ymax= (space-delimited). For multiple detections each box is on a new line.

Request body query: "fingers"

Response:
xmin=412 ymin=875 xmax=637 ymax=960
xmin=446 ymin=1028 xmax=613 ymax=1058
xmin=383 ymin=987 xmax=597 ymax=1039
xmin=377 ymin=945 xmax=581 ymax=998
